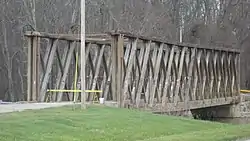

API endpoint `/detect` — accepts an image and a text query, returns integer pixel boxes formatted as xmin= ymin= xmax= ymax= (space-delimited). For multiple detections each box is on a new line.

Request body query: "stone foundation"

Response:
xmin=191 ymin=94 xmax=250 ymax=119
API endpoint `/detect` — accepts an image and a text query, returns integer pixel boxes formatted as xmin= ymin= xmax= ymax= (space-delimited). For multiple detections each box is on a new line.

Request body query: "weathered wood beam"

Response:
xmin=89 ymin=45 xmax=105 ymax=101
xmin=27 ymin=37 xmax=32 ymax=102
xmin=56 ymin=42 xmax=76 ymax=101
xmin=39 ymin=39 xmax=58 ymax=102
xmin=161 ymin=46 xmax=175 ymax=107
xmin=136 ymin=41 xmax=151 ymax=107
xmin=117 ymin=35 xmax=124 ymax=107
xmin=108 ymin=31 xmax=241 ymax=53
xmin=122 ymin=38 xmax=138 ymax=106
xmin=149 ymin=43 xmax=164 ymax=106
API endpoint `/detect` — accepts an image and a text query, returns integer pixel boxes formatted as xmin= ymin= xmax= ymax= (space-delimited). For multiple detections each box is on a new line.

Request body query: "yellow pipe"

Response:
xmin=240 ymin=90 xmax=250 ymax=93
xmin=47 ymin=89 xmax=102 ymax=93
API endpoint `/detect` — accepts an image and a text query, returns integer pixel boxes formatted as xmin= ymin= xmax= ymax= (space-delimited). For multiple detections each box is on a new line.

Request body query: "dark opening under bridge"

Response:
xmin=24 ymin=31 xmax=240 ymax=112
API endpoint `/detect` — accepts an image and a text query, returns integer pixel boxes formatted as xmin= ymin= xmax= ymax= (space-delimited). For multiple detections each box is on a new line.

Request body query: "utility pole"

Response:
xmin=81 ymin=0 xmax=86 ymax=109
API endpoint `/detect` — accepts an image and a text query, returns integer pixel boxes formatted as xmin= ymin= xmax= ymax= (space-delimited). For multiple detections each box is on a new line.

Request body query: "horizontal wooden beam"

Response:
xmin=25 ymin=31 xmax=240 ymax=53
xmin=125 ymin=96 xmax=240 ymax=112
xmin=108 ymin=31 xmax=241 ymax=53
xmin=24 ymin=31 xmax=111 ymax=44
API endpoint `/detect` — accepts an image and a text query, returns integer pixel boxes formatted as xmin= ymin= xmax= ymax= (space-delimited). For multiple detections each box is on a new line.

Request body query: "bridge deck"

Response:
xmin=125 ymin=96 xmax=240 ymax=112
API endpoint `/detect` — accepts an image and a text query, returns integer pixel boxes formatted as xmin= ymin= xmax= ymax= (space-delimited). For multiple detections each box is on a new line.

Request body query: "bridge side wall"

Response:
xmin=24 ymin=31 xmax=241 ymax=112
xmin=110 ymin=32 xmax=241 ymax=111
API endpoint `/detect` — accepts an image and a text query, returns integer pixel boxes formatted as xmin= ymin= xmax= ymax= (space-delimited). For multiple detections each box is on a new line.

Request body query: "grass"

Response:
xmin=0 ymin=105 xmax=249 ymax=141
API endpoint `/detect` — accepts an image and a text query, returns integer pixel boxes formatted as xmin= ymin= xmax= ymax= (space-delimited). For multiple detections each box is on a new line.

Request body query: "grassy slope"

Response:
xmin=0 ymin=105 xmax=249 ymax=141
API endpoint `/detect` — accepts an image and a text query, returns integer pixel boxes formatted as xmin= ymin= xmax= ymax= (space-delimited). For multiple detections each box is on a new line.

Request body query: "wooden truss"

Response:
xmin=24 ymin=31 xmax=240 ymax=112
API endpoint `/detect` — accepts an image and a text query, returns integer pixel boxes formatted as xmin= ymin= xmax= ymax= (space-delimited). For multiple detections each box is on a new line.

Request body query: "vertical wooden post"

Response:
xmin=36 ymin=36 xmax=41 ymax=101
xmin=27 ymin=37 xmax=32 ymax=102
xmin=117 ymin=35 xmax=124 ymax=107
xmin=111 ymin=35 xmax=118 ymax=101
xmin=236 ymin=53 xmax=240 ymax=96
xmin=32 ymin=35 xmax=38 ymax=101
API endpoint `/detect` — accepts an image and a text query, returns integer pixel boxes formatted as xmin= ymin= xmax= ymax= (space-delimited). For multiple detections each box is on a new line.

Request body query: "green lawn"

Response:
xmin=0 ymin=105 xmax=249 ymax=141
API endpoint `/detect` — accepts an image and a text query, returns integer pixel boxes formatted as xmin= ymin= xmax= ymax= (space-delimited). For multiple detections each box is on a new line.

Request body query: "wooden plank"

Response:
xmin=220 ymin=52 xmax=226 ymax=98
xmin=149 ymin=43 xmax=164 ymax=106
xmin=103 ymin=48 xmax=112 ymax=100
xmin=216 ymin=51 xmax=222 ymax=98
xmin=205 ymin=50 xmax=211 ymax=99
xmin=87 ymin=46 xmax=99 ymax=98
xmin=130 ymin=57 xmax=136 ymax=102
xmin=27 ymin=37 xmax=32 ymax=101
xmin=36 ymin=37 xmax=41 ymax=101
xmin=223 ymin=52 xmax=229 ymax=99
xmin=184 ymin=48 xmax=196 ymax=107
xmin=104 ymin=67 xmax=112 ymax=100
xmin=192 ymin=50 xmax=202 ymax=101
xmin=213 ymin=51 xmax=219 ymax=99
xmin=208 ymin=51 xmax=214 ymax=99
xmin=89 ymin=45 xmax=105 ymax=101
xmin=122 ymin=38 xmax=138 ymax=106
xmin=124 ymin=42 xmax=132 ymax=71
xmin=169 ymin=49 xmax=180 ymax=102
xmin=138 ymin=46 xmax=145 ymax=71
xmin=144 ymin=63 xmax=150 ymax=103
xmin=40 ymin=39 xmax=58 ymax=102
xmin=56 ymin=42 xmax=76 ymax=101
xmin=72 ymin=46 xmax=81 ymax=100
xmin=53 ymin=45 xmax=70 ymax=101
xmin=200 ymin=50 xmax=206 ymax=100
xmin=158 ymin=48 xmax=170 ymax=103
xmin=122 ymin=43 xmax=131 ymax=83
xmin=161 ymin=46 xmax=175 ymax=106
xmin=84 ymin=45 xmax=91 ymax=90
xmin=39 ymin=39 xmax=53 ymax=86
xmin=117 ymin=35 xmax=124 ymax=107
xmin=136 ymin=41 xmax=151 ymax=107
xmin=173 ymin=47 xmax=187 ymax=104
xmin=157 ymin=47 xmax=169 ymax=103
xmin=25 ymin=31 xmax=240 ymax=53
xmin=108 ymin=31 xmax=240 ymax=53
xmin=32 ymin=36 xmax=38 ymax=101
xmin=196 ymin=50 xmax=202 ymax=100
xmin=111 ymin=36 xmax=118 ymax=101
xmin=131 ymin=46 xmax=144 ymax=104
xmin=180 ymin=50 xmax=189 ymax=102
xmin=232 ymin=53 xmax=238 ymax=96
xmin=25 ymin=31 xmax=113 ymax=44
xmin=228 ymin=53 xmax=232 ymax=97
xmin=230 ymin=53 xmax=236 ymax=97
xmin=235 ymin=53 xmax=240 ymax=96
xmin=145 ymin=44 xmax=157 ymax=104
xmin=100 ymin=50 xmax=110 ymax=99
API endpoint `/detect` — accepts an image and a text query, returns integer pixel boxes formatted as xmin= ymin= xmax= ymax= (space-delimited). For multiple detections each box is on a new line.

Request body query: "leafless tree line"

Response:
xmin=0 ymin=0 xmax=250 ymax=101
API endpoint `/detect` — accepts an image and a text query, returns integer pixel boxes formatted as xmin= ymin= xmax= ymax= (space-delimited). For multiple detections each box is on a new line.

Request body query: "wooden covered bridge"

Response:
xmin=24 ymin=31 xmax=240 ymax=112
